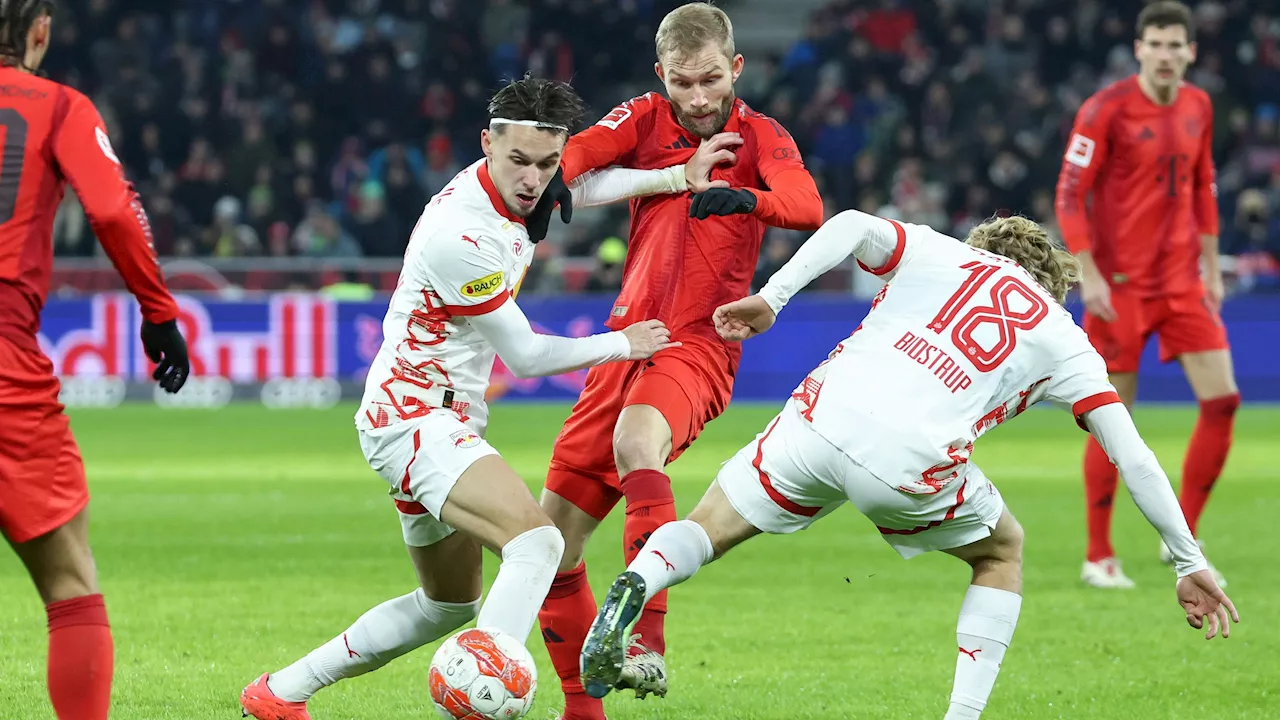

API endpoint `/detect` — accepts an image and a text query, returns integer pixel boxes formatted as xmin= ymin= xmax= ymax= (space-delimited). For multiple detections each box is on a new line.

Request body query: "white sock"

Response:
xmin=626 ymin=519 xmax=715 ymax=604
xmin=268 ymin=589 xmax=478 ymax=702
xmin=944 ymin=585 xmax=1022 ymax=720
xmin=475 ymin=525 xmax=565 ymax=641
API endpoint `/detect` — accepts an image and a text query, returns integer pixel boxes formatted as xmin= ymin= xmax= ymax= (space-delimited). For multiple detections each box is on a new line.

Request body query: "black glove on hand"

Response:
xmin=689 ymin=188 xmax=757 ymax=220
xmin=141 ymin=319 xmax=190 ymax=393
xmin=526 ymin=167 xmax=573 ymax=243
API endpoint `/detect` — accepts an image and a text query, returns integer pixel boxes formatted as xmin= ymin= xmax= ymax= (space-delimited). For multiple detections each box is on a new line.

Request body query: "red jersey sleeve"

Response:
xmin=54 ymin=91 xmax=177 ymax=323
xmin=1193 ymin=98 xmax=1220 ymax=237
xmin=742 ymin=115 xmax=823 ymax=230
xmin=561 ymin=93 xmax=658 ymax=182
xmin=1054 ymin=93 xmax=1121 ymax=254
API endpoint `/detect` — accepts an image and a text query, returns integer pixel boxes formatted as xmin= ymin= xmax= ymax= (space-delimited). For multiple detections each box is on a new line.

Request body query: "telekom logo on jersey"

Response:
xmin=37 ymin=294 xmax=336 ymax=381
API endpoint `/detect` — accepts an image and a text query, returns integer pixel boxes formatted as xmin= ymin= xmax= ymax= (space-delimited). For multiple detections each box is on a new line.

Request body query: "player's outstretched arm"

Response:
xmin=568 ymin=165 xmax=689 ymax=208
xmin=715 ymin=210 xmax=903 ymax=341
xmin=759 ymin=210 xmax=901 ymax=313
xmin=469 ymin=299 xmax=678 ymax=378
xmin=1082 ymin=403 xmax=1239 ymax=638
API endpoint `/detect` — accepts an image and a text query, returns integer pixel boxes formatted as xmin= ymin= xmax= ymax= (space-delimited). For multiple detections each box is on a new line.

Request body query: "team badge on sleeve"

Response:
xmin=95 ymin=126 xmax=121 ymax=165
xmin=1064 ymin=134 xmax=1096 ymax=168
xmin=461 ymin=271 xmax=505 ymax=297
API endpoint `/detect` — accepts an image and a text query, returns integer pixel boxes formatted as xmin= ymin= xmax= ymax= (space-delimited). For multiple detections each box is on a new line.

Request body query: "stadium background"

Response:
xmin=38 ymin=0 xmax=1280 ymax=407
xmin=3 ymin=3 xmax=1278 ymax=720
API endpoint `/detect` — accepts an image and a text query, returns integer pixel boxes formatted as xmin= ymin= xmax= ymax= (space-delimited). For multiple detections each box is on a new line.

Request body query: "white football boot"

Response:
xmin=617 ymin=635 xmax=668 ymax=699
xmin=1081 ymin=557 xmax=1137 ymax=589
xmin=1160 ymin=539 xmax=1227 ymax=588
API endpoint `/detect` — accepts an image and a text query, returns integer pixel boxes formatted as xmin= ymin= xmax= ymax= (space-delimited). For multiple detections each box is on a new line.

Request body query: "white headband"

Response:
xmin=489 ymin=118 xmax=569 ymax=132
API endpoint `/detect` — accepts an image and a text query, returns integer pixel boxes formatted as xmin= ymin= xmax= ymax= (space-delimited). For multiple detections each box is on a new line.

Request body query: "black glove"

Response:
xmin=140 ymin=319 xmax=190 ymax=393
xmin=689 ymin=188 xmax=757 ymax=220
xmin=526 ymin=167 xmax=573 ymax=243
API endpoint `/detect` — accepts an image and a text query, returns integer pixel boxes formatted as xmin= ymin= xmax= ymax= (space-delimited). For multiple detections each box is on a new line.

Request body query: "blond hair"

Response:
xmin=964 ymin=216 xmax=1081 ymax=303
xmin=655 ymin=2 xmax=735 ymax=63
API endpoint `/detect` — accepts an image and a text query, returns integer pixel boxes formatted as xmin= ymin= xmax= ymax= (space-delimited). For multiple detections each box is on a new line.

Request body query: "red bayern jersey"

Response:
xmin=1054 ymin=75 xmax=1219 ymax=298
xmin=561 ymin=92 xmax=822 ymax=352
xmin=0 ymin=66 xmax=176 ymax=352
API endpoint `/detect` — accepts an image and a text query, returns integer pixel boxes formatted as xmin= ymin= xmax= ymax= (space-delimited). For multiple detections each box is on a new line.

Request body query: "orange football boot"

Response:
xmin=240 ymin=673 xmax=312 ymax=720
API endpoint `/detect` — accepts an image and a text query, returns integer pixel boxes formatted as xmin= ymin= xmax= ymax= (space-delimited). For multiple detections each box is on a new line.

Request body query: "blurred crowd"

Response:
xmin=44 ymin=0 xmax=1280 ymax=293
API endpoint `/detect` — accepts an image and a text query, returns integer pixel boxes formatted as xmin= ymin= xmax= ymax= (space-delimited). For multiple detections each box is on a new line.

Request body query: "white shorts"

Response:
xmin=358 ymin=411 xmax=500 ymax=547
xmin=716 ymin=400 xmax=1005 ymax=558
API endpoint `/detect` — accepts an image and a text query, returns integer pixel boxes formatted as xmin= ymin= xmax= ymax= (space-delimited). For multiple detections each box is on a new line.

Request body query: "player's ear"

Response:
xmin=480 ymin=128 xmax=493 ymax=159
xmin=1187 ymin=41 xmax=1197 ymax=63
xmin=654 ymin=61 xmax=664 ymax=83
xmin=731 ymin=54 xmax=744 ymax=83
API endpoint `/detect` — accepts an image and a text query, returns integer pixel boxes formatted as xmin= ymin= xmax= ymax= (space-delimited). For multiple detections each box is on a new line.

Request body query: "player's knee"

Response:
xmin=613 ymin=433 xmax=663 ymax=477
xmin=1201 ymin=392 xmax=1240 ymax=419
xmin=501 ymin=524 xmax=565 ymax=572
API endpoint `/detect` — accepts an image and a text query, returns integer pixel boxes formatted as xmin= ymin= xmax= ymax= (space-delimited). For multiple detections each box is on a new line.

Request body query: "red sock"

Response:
xmin=538 ymin=563 xmax=604 ymax=720
xmin=621 ymin=469 xmax=676 ymax=656
xmin=47 ymin=593 xmax=113 ymax=720
xmin=1084 ymin=436 xmax=1119 ymax=562
xmin=1180 ymin=393 xmax=1240 ymax=537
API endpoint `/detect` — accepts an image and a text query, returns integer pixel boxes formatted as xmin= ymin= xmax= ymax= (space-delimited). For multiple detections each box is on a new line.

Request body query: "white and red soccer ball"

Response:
xmin=429 ymin=628 xmax=537 ymax=720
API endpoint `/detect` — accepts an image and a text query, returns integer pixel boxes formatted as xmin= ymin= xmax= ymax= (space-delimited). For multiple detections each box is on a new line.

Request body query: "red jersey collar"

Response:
xmin=478 ymin=160 xmax=525 ymax=226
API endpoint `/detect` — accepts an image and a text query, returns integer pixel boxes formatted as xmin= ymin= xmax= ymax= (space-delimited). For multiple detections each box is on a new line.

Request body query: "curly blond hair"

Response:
xmin=964 ymin=216 xmax=1080 ymax=303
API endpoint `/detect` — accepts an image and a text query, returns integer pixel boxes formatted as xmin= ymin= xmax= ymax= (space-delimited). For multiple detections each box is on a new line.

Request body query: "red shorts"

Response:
xmin=545 ymin=334 xmax=734 ymax=520
xmin=0 ymin=336 xmax=88 ymax=544
xmin=1083 ymin=287 xmax=1230 ymax=374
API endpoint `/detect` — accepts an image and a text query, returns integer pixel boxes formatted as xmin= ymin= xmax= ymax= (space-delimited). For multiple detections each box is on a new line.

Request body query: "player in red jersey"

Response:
xmin=0 ymin=3 xmax=189 ymax=718
xmin=1054 ymin=1 xmax=1235 ymax=590
xmin=535 ymin=4 xmax=823 ymax=718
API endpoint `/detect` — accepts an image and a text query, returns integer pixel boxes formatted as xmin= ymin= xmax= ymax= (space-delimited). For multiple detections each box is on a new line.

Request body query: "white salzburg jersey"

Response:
xmin=784 ymin=220 xmax=1120 ymax=495
xmin=357 ymin=159 xmax=534 ymax=433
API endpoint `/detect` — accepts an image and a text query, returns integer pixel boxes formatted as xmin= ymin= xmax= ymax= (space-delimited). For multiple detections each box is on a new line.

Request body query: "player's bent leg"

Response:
xmin=581 ymin=481 xmax=758 ymax=699
xmin=939 ymin=509 xmax=1025 ymax=720
xmin=9 ymin=508 xmax=113 ymax=720
xmin=437 ymin=454 xmax=565 ymax=641
xmin=1082 ymin=370 xmax=1138 ymax=589
xmin=251 ymin=532 xmax=484 ymax=717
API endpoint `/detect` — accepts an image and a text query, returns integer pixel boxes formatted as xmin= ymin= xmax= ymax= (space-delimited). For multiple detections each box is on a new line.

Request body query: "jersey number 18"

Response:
xmin=927 ymin=260 xmax=1049 ymax=372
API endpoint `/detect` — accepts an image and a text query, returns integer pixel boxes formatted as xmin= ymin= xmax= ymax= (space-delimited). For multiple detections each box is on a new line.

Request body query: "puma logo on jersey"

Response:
xmin=1064 ymin=133 xmax=1096 ymax=168
xmin=460 ymin=271 xmax=504 ymax=297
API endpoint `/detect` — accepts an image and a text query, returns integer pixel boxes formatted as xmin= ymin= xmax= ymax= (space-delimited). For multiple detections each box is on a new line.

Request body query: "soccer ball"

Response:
xmin=429 ymin=628 xmax=537 ymax=720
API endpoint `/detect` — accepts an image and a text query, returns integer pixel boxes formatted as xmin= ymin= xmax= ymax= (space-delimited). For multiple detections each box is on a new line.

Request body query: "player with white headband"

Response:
xmin=240 ymin=76 xmax=711 ymax=720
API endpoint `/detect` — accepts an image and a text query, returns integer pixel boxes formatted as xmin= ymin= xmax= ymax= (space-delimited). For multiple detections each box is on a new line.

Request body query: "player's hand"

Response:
xmin=1177 ymin=569 xmax=1239 ymax=640
xmin=685 ymin=132 xmax=742 ymax=193
xmin=713 ymin=295 xmax=776 ymax=342
xmin=620 ymin=320 xmax=682 ymax=360
xmin=1204 ymin=272 xmax=1225 ymax=315
xmin=1079 ymin=264 xmax=1116 ymax=322
xmin=690 ymin=188 xmax=757 ymax=220
xmin=527 ymin=167 xmax=573 ymax=243
xmin=141 ymin=319 xmax=190 ymax=393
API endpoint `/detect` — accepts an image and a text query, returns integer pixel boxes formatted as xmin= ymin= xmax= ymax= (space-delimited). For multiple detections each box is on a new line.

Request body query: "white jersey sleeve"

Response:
xmin=419 ymin=227 xmax=512 ymax=316
xmin=1083 ymin=404 xmax=1208 ymax=576
xmin=569 ymin=165 xmax=686 ymax=208
xmin=758 ymin=210 xmax=908 ymax=315
xmin=468 ymin=299 xmax=631 ymax=378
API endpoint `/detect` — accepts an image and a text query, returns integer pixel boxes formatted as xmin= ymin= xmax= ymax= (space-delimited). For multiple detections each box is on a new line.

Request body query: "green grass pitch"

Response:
xmin=0 ymin=402 xmax=1276 ymax=720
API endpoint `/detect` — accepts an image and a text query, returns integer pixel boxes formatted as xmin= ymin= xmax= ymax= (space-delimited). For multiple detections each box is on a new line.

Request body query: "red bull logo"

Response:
xmin=38 ymin=294 xmax=336 ymax=382
xmin=450 ymin=429 xmax=481 ymax=449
